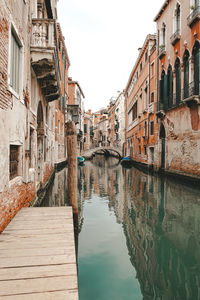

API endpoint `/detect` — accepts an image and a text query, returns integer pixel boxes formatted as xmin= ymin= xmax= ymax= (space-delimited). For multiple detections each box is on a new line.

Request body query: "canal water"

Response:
xmin=41 ymin=155 xmax=200 ymax=300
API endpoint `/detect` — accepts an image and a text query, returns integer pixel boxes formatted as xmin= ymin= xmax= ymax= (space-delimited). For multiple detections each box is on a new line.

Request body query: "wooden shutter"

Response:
xmin=164 ymin=75 xmax=168 ymax=110
xmin=184 ymin=57 xmax=189 ymax=99
xmin=194 ymin=48 xmax=199 ymax=95
xmin=176 ymin=65 xmax=181 ymax=104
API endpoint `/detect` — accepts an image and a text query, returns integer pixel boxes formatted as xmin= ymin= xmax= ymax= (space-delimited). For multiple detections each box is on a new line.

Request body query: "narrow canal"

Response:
xmin=41 ymin=155 xmax=200 ymax=300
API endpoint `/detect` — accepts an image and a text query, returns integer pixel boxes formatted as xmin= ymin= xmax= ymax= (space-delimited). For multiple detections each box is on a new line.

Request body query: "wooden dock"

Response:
xmin=0 ymin=207 xmax=78 ymax=300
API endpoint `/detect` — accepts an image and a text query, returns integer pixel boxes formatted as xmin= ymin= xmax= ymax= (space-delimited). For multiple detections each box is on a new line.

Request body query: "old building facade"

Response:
xmin=154 ymin=0 xmax=200 ymax=176
xmin=125 ymin=34 xmax=157 ymax=166
xmin=0 ymin=0 xmax=70 ymax=232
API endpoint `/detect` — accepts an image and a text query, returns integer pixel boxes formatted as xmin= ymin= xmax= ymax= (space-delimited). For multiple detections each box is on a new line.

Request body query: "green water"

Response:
xmin=42 ymin=155 xmax=200 ymax=299
xmin=77 ymin=156 xmax=200 ymax=300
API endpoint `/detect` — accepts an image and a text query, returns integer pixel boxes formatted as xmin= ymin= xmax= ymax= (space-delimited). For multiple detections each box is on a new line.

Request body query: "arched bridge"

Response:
xmin=82 ymin=146 xmax=122 ymax=159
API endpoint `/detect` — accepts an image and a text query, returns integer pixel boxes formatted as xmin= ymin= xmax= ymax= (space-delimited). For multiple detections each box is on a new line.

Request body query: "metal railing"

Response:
xmin=187 ymin=6 xmax=200 ymax=26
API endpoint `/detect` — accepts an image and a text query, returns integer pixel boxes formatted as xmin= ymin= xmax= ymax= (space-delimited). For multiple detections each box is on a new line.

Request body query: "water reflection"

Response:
xmin=79 ymin=155 xmax=200 ymax=300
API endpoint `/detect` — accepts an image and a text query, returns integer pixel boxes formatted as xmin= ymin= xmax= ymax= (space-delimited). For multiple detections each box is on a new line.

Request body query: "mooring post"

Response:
xmin=66 ymin=121 xmax=78 ymax=228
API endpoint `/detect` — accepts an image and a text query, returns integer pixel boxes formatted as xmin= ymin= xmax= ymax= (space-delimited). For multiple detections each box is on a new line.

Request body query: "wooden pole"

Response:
xmin=66 ymin=121 xmax=78 ymax=216
xmin=66 ymin=121 xmax=78 ymax=257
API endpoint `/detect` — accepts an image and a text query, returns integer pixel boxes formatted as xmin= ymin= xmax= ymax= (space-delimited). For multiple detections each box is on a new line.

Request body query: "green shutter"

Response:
xmin=194 ymin=48 xmax=199 ymax=95
xmin=176 ymin=65 xmax=181 ymax=104
xmin=159 ymin=80 xmax=163 ymax=110
xmin=184 ymin=57 xmax=189 ymax=99
xmin=164 ymin=75 xmax=168 ymax=110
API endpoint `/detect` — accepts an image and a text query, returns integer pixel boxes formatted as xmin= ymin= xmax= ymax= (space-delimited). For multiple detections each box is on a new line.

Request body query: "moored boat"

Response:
xmin=77 ymin=156 xmax=85 ymax=165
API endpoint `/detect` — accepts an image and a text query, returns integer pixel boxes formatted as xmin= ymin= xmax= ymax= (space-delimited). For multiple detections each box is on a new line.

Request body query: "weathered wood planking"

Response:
xmin=0 ymin=207 xmax=79 ymax=300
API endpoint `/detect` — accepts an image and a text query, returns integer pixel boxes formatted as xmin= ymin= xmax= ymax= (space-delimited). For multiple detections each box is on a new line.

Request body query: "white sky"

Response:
xmin=57 ymin=0 xmax=163 ymax=112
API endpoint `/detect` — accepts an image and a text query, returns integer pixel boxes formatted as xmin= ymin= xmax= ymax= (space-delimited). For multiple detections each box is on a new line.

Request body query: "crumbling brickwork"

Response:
xmin=0 ymin=7 xmax=12 ymax=110
xmin=0 ymin=183 xmax=36 ymax=233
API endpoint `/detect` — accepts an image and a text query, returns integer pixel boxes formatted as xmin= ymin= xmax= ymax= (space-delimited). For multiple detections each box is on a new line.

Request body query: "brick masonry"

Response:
xmin=0 ymin=183 xmax=36 ymax=233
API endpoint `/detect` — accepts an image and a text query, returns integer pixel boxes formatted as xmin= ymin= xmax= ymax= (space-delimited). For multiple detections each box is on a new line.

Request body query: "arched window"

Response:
xmin=175 ymin=58 xmax=181 ymax=104
xmin=183 ymin=50 xmax=190 ymax=99
xmin=175 ymin=4 xmax=180 ymax=33
xmin=192 ymin=41 xmax=200 ymax=95
xmin=159 ymin=70 xmax=165 ymax=110
xmin=167 ymin=65 xmax=173 ymax=108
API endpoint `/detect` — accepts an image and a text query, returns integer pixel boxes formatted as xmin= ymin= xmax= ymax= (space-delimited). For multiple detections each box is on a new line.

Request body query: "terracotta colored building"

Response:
xmin=67 ymin=79 xmax=85 ymax=153
xmin=125 ymin=34 xmax=157 ymax=166
xmin=154 ymin=0 xmax=200 ymax=176
xmin=56 ymin=23 xmax=70 ymax=163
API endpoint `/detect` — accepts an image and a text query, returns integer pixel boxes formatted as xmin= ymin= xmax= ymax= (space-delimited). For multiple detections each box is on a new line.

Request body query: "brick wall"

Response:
xmin=0 ymin=7 xmax=12 ymax=110
xmin=0 ymin=183 xmax=36 ymax=233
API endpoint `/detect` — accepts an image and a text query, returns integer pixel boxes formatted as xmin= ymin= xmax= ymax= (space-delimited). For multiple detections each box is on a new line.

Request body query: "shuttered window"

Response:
xmin=167 ymin=65 xmax=173 ymax=108
xmin=193 ymin=43 xmax=200 ymax=95
xmin=10 ymin=31 xmax=21 ymax=93
xmin=184 ymin=51 xmax=189 ymax=99
xmin=175 ymin=59 xmax=181 ymax=104
xmin=10 ymin=145 xmax=19 ymax=180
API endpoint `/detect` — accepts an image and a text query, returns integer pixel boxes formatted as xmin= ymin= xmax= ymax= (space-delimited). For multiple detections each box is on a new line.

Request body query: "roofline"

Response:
xmin=154 ymin=0 xmax=170 ymax=22
xmin=124 ymin=34 xmax=157 ymax=94
xmin=69 ymin=80 xmax=85 ymax=98
xmin=56 ymin=22 xmax=71 ymax=66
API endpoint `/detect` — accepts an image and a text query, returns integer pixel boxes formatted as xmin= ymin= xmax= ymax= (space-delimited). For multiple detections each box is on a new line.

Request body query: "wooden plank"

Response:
xmin=0 ymin=264 xmax=77 ymax=281
xmin=0 ymin=247 xmax=75 ymax=258
xmin=0 ymin=254 xmax=76 ymax=269
xmin=0 ymin=233 xmax=74 ymax=242
xmin=0 ymin=276 xmax=78 ymax=296
xmin=5 ymin=220 xmax=72 ymax=230
xmin=0 ymin=241 xmax=74 ymax=250
xmin=0 ymin=207 xmax=78 ymax=299
xmin=0 ymin=290 xmax=78 ymax=300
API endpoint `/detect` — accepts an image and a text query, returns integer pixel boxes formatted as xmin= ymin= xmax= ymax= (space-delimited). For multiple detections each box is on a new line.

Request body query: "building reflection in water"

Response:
xmin=79 ymin=155 xmax=200 ymax=300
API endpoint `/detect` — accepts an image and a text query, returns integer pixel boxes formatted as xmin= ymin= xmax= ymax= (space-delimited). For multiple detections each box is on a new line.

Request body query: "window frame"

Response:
xmin=8 ymin=23 xmax=24 ymax=99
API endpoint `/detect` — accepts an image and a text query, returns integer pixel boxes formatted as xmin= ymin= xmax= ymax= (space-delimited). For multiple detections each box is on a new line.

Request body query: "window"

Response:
xmin=58 ymin=120 xmax=60 ymax=134
xmin=139 ymin=145 xmax=141 ymax=154
xmin=144 ymin=121 xmax=147 ymax=136
xmin=150 ymin=121 xmax=154 ymax=135
xmin=193 ymin=41 xmax=200 ymax=95
xmin=175 ymin=4 xmax=180 ymax=33
xmin=84 ymin=124 xmax=87 ymax=133
xmin=62 ymin=51 xmax=65 ymax=61
xmin=62 ymin=96 xmax=65 ymax=112
xmin=151 ymin=92 xmax=154 ymax=103
xmin=183 ymin=51 xmax=190 ymax=99
xmin=175 ymin=58 xmax=181 ymax=104
xmin=10 ymin=30 xmax=21 ymax=93
xmin=145 ymin=51 xmax=148 ymax=62
xmin=10 ymin=145 xmax=19 ymax=180
xmin=144 ymin=146 xmax=147 ymax=155
xmin=167 ymin=65 xmax=173 ymax=108
xmin=59 ymin=40 xmax=61 ymax=52
xmin=151 ymin=62 xmax=154 ymax=77
xmin=144 ymin=85 xmax=148 ymax=109
xmin=140 ymin=62 xmax=143 ymax=71
xmin=132 ymin=101 xmax=137 ymax=121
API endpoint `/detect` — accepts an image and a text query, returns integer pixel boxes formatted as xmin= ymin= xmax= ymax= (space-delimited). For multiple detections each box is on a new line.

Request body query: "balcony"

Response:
xmin=170 ymin=29 xmax=181 ymax=45
xmin=159 ymin=45 xmax=166 ymax=59
xmin=187 ymin=6 xmax=200 ymax=27
xmin=182 ymin=81 xmax=200 ymax=106
xmin=148 ymin=103 xmax=154 ymax=114
xmin=31 ymin=19 xmax=60 ymax=102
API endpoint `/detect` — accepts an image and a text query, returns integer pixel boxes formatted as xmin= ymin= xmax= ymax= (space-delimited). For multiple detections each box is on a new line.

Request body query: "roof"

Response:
xmin=154 ymin=0 xmax=170 ymax=22
xmin=68 ymin=80 xmax=85 ymax=98
xmin=124 ymin=34 xmax=157 ymax=94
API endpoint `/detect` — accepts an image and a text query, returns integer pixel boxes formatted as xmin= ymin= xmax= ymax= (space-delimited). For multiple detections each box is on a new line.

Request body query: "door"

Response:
xmin=161 ymin=138 xmax=165 ymax=169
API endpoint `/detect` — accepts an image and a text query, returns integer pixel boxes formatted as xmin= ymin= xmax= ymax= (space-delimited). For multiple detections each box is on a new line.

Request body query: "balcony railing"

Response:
xmin=187 ymin=6 xmax=200 ymax=27
xmin=170 ymin=29 xmax=181 ymax=45
xmin=31 ymin=19 xmax=55 ymax=48
xmin=159 ymin=45 xmax=166 ymax=59
xmin=182 ymin=81 xmax=200 ymax=102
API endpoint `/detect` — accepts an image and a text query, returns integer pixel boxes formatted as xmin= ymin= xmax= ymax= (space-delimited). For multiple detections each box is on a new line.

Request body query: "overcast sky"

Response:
xmin=57 ymin=0 xmax=163 ymax=112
